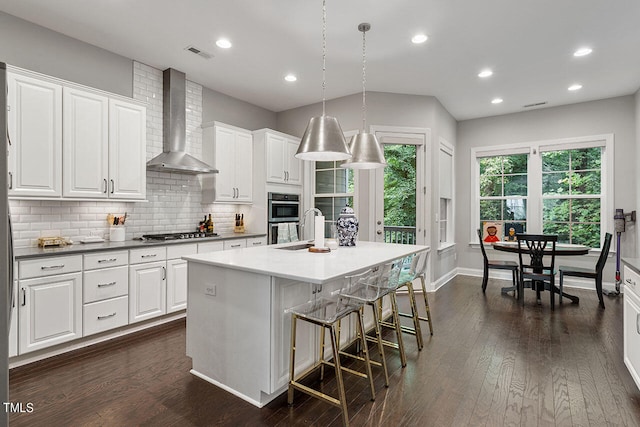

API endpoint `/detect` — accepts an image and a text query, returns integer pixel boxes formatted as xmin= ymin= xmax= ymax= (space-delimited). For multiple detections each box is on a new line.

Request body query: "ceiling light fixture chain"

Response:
xmin=360 ymin=22 xmax=369 ymax=132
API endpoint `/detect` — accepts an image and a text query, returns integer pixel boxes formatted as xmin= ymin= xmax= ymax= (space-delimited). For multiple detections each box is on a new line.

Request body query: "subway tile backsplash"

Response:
xmin=9 ymin=61 xmax=238 ymax=248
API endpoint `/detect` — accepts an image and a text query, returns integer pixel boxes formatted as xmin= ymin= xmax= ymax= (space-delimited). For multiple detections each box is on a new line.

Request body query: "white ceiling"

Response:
xmin=1 ymin=0 xmax=639 ymax=120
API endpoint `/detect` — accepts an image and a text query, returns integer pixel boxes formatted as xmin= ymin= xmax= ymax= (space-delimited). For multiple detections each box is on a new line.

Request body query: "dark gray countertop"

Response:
xmin=14 ymin=232 xmax=267 ymax=260
xmin=622 ymin=258 xmax=640 ymax=275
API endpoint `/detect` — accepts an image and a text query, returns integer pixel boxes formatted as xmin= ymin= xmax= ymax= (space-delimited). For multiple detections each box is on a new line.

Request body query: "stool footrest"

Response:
xmin=289 ymin=381 xmax=341 ymax=408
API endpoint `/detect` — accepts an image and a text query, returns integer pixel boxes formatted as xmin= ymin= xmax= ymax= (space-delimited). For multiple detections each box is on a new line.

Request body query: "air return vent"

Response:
xmin=184 ymin=45 xmax=213 ymax=59
xmin=523 ymin=101 xmax=547 ymax=108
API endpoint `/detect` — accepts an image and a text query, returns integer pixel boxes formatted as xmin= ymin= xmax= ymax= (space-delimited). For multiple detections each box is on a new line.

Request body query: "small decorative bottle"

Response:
xmin=336 ymin=207 xmax=359 ymax=246
xmin=207 ymin=214 xmax=214 ymax=233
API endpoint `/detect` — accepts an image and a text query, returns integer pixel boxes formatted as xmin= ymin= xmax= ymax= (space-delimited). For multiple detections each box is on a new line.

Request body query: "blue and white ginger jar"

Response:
xmin=336 ymin=207 xmax=359 ymax=246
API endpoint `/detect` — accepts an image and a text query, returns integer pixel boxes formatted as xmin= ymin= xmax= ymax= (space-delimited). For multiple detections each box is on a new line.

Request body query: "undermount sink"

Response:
xmin=276 ymin=242 xmax=315 ymax=251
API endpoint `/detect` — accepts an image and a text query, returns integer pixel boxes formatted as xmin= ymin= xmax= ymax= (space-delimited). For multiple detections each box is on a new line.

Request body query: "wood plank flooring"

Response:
xmin=9 ymin=275 xmax=640 ymax=426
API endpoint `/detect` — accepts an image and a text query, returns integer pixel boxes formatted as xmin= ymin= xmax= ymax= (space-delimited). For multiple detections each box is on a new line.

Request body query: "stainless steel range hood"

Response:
xmin=146 ymin=68 xmax=218 ymax=174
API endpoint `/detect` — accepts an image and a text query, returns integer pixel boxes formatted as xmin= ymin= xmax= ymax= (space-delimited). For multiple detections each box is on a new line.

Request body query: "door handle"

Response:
xmin=377 ymin=221 xmax=382 ymax=225
xmin=21 ymin=288 xmax=26 ymax=306
xmin=110 ymin=179 xmax=115 ymax=194
xmin=98 ymin=312 xmax=117 ymax=320
xmin=377 ymin=230 xmax=382 ymax=235
xmin=8 ymin=172 xmax=12 ymax=190
xmin=162 ymin=266 xmax=166 ymax=280
xmin=103 ymin=178 xmax=108 ymax=194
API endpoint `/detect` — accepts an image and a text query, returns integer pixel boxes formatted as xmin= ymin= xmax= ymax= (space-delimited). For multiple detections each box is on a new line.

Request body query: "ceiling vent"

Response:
xmin=523 ymin=101 xmax=547 ymax=108
xmin=184 ymin=45 xmax=213 ymax=59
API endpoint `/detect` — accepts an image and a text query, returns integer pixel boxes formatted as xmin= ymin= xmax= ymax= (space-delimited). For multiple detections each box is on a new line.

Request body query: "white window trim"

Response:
xmin=438 ymin=137 xmax=454 ymax=250
xmin=469 ymin=134 xmax=614 ymax=247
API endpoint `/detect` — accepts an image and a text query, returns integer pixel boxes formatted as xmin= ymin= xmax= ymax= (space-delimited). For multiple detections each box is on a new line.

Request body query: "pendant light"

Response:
xmin=341 ymin=23 xmax=387 ymax=169
xmin=295 ymin=0 xmax=351 ymax=161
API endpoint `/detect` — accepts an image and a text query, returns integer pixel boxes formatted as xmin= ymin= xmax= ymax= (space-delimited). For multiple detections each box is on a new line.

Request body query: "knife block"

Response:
xmin=234 ymin=225 xmax=245 ymax=233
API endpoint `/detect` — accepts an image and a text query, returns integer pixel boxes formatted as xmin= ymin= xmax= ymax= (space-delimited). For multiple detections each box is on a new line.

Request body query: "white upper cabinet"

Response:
xmin=108 ymin=99 xmax=146 ymax=200
xmin=63 ymin=87 xmax=109 ymax=198
xmin=202 ymin=122 xmax=253 ymax=203
xmin=7 ymin=72 xmax=63 ymax=197
xmin=8 ymin=66 xmax=146 ymax=201
xmin=254 ymin=129 xmax=302 ymax=186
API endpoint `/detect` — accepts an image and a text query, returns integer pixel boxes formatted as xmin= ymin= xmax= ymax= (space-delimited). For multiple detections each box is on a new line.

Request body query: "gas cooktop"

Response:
xmin=142 ymin=232 xmax=218 ymax=241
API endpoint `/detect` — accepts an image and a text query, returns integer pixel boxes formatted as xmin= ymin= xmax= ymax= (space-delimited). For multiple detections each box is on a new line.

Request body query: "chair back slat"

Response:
xmin=516 ymin=234 xmax=558 ymax=274
xmin=596 ymin=232 xmax=613 ymax=273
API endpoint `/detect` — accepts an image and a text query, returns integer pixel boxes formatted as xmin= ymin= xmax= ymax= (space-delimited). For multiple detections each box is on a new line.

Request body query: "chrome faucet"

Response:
xmin=300 ymin=208 xmax=322 ymax=241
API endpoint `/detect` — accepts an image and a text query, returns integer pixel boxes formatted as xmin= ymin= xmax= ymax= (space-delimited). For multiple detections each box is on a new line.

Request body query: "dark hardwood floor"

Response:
xmin=9 ymin=275 xmax=640 ymax=426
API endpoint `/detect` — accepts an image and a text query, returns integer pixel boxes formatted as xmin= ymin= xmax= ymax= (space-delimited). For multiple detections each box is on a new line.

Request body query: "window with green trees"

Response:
xmin=474 ymin=135 xmax=610 ymax=249
xmin=314 ymin=161 xmax=354 ymax=237
xmin=542 ymin=147 xmax=601 ymax=247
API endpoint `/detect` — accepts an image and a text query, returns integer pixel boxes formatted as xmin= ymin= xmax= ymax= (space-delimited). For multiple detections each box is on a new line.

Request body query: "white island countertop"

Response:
xmin=183 ymin=240 xmax=430 ymax=284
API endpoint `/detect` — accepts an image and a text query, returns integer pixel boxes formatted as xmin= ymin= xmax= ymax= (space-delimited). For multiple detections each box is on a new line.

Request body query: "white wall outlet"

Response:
xmin=205 ymin=285 xmax=216 ymax=296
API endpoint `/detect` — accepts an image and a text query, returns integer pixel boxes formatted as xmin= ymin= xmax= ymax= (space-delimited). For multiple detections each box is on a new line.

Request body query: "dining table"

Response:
xmin=492 ymin=241 xmax=590 ymax=304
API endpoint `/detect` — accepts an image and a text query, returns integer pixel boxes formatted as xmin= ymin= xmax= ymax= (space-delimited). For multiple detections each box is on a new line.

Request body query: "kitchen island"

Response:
xmin=183 ymin=240 xmax=429 ymax=407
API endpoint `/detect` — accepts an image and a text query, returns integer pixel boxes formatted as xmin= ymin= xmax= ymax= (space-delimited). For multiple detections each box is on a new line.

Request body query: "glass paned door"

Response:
xmin=373 ymin=134 xmax=425 ymax=245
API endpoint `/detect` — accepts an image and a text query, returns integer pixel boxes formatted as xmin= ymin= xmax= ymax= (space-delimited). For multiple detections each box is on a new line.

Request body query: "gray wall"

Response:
xmin=202 ymin=87 xmax=276 ymax=131
xmin=0 ymin=11 xmax=132 ymax=97
xmin=636 ymin=90 xmax=640 ymax=249
xmin=456 ymin=95 xmax=637 ymax=285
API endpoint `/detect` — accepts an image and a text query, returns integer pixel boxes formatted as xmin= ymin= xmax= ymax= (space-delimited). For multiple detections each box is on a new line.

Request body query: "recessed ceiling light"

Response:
xmin=568 ymin=84 xmax=583 ymax=91
xmin=216 ymin=38 xmax=232 ymax=49
xmin=411 ymin=34 xmax=428 ymax=44
xmin=573 ymin=47 xmax=592 ymax=57
xmin=284 ymin=74 xmax=297 ymax=82
xmin=491 ymin=98 xmax=503 ymax=104
xmin=478 ymin=69 xmax=493 ymax=78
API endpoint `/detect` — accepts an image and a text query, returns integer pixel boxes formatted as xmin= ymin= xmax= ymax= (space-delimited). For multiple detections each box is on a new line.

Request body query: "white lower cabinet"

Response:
xmin=224 ymin=239 xmax=247 ymax=250
xmin=129 ymin=247 xmax=167 ymax=324
xmin=166 ymin=244 xmax=198 ymax=314
xmin=246 ymin=236 xmax=267 ymax=248
xmin=82 ymin=251 xmax=129 ymax=336
xmin=623 ymin=265 xmax=640 ymax=390
xmin=18 ymin=271 xmax=82 ymax=354
xmin=197 ymin=241 xmax=224 ymax=254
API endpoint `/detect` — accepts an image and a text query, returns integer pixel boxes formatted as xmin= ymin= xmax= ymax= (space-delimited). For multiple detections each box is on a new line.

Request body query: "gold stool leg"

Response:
xmin=329 ymin=324 xmax=350 ymax=426
xmin=319 ymin=319 xmax=327 ymax=381
xmin=406 ymin=281 xmax=424 ymax=350
xmin=355 ymin=309 xmax=376 ymax=401
xmin=389 ymin=292 xmax=408 ymax=367
xmin=419 ymin=275 xmax=434 ymax=335
xmin=288 ymin=314 xmax=298 ymax=405
xmin=370 ymin=301 xmax=389 ymax=387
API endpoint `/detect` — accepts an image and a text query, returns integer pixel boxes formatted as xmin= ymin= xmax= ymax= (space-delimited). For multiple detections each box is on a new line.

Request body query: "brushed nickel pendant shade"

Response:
xmin=341 ymin=22 xmax=387 ymax=169
xmin=295 ymin=0 xmax=351 ymax=162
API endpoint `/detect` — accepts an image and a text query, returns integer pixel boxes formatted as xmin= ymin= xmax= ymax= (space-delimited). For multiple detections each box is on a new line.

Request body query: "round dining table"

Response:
xmin=492 ymin=241 xmax=590 ymax=304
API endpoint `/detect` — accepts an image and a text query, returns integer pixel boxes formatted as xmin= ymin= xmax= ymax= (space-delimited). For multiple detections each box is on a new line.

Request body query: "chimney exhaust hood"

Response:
xmin=146 ymin=68 xmax=218 ymax=174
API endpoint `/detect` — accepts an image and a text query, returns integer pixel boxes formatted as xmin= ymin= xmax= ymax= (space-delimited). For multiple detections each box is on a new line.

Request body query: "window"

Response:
xmin=542 ymin=147 xmax=602 ymax=247
xmin=479 ymin=154 xmax=528 ymax=240
xmin=439 ymin=139 xmax=454 ymax=248
xmin=472 ymin=135 xmax=613 ymax=249
xmin=314 ymin=161 xmax=354 ymax=237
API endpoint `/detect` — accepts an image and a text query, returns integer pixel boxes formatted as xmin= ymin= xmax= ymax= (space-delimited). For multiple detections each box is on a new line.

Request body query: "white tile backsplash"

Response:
xmin=10 ymin=61 xmax=242 ymax=247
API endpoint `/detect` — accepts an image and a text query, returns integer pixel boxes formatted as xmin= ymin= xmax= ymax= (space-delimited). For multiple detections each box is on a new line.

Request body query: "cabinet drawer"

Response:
xmin=624 ymin=266 xmax=640 ymax=299
xmin=83 ymin=296 xmax=129 ymax=337
xmin=83 ymin=265 xmax=128 ymax=303
xmin=129 ymin=247 xmax=166 ymax=264
xmin=246 ymin=237 xmax=267 ymax=247
xmin=84 ymin=251 xmax=128 ymax=270
xmin=224 ymin=239 xmax=246 ymax=250
xmin=198 ymin=241 xmax=224 ymax=253
xmin=167 ymin=243 xmax=198 ymax=260
xmin=19 ymin=255 xmax=82 ymax=279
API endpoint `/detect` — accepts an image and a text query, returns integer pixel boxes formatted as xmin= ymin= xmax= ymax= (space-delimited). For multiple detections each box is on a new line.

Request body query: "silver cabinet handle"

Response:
xmin=8 ymin=172 xmax=12 ymax=190
xmin=41 ymin=264 xmax=64 ymax=270
xmin=103 ymin=178 xmax=108 ymax=194
xmin=21 ymin=288 xmax=25 ymax=306
xmin=162 ymin=266 xmax=166 ymax=280
xmin=98 ymin=258 xmax=117 ymax=263
xmin=110 ymin=179 xmax=115 ymax=194
xmin=637 ymin=313 xmax=640 ymax=335
xmin=230 ymin=244 xmax=241 ymax=248
xmin=141 ymin=254 xmax=157 ymax=258
xmin=98 ymin=312 xmax=117 ymax=320
xmin=252 ymin=241 xmax=262 ymax=246
xmin=97 ymin=281 xmax=117 ymax=288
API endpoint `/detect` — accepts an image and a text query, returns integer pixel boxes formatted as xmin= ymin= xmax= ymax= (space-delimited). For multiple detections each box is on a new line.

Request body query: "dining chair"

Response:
xmin=559 ymin=232 xmax=612 ymax=309
xmin=477 ymin=229 xmax=519 ymax=295
xmin=516 ymin=234 xmax=558 ymax=309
